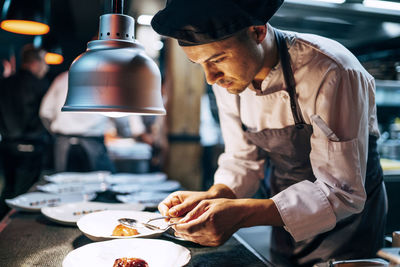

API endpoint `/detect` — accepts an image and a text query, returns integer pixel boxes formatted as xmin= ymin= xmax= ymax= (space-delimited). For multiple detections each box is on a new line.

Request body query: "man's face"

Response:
xmin=182 ymin=30 xmax=264 ymax=95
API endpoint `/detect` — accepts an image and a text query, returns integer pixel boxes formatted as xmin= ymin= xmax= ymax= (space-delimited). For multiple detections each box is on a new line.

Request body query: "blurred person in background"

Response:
xmin=40 ymin=71 xmax=116 ymax=173
xmin=0 ymin=44 xmax=50 ymax=218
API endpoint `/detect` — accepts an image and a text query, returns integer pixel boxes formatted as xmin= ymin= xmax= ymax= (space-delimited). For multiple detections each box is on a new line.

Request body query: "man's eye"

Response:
xmin=212 ymin=57 xmax=225 ymax=64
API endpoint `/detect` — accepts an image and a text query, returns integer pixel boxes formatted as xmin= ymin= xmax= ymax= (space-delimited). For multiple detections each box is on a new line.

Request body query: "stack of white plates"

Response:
xmin=37 ymin=182 xmax=108 ymax=194
xmin=105 ymin=172 xmax=167 ymax=184
xmin=5 ymin=192 xmax=96 ymax=212
xmin=44 ymin=171 xmax=110 ymax=184
xmin=116 ymin=192 xmax=172 ymax=209
xmin=110 ymin=180 xmax=180 ymax=194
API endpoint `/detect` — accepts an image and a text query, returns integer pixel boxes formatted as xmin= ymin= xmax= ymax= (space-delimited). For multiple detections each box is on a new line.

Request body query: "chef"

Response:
xmin=151 ymin=0 xmax=387 ymax=265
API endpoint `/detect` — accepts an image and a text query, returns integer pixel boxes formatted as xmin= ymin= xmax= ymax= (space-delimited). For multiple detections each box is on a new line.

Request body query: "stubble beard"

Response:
xmin=225 ymin=81 xmax=251 ymax=95
xmin=226 ymin=87 xmax=245 ymax=95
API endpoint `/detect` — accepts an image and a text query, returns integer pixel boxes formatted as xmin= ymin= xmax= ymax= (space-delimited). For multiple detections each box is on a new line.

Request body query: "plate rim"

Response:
xmin=116 ymin=192 xmax=170 ymax=209
xmin=5 ymin=192 xmax=96 ymax=212
xmin=40 ymin=201 xmax=145 ymax=226
xmin=44 ymin=171 xmax=111 ymax=183
xmin=110 ymin=180 xmax=181 ymax=194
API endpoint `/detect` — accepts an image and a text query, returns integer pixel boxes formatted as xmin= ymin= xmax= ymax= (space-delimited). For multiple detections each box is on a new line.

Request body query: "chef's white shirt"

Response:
xmin=212 ymin=28 xmax=380 ymax=242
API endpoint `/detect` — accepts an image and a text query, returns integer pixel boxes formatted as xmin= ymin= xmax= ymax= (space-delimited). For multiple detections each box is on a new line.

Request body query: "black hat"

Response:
xmin=151 ymin=0 xmax=284 ymax=46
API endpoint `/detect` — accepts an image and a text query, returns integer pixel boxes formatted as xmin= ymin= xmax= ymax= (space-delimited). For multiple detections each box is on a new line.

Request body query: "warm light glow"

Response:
xmin=45 ymin=52 xmax=64 ymax=65
xmin=363 ymin=0 xmax=400 ymax=11
xmin=0 ymin=20 xmax=49 ymax=35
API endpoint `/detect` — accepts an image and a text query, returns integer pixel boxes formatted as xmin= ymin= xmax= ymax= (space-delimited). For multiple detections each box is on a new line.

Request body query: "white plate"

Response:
xmin=110 ymin=180 xmax=181 ymax=194
xmin=116 ymin=192 xmax=171 ymax=209
xmin=77 ymin=210 xmax=170 ymax=241
xmin=5 ymin=192 xmax=96 ymax=212
xmin=37 ymin=182 xmax=108 ymax=194
xmin=106 ymin=172 xmax=167 ymax=184
xmin=41 ymin=202 xmax=145 ymax=226
xmin=44 ymin=171 xmax=110 ymax=184
xmin=62 ymin=238 xmax=191 ymax=267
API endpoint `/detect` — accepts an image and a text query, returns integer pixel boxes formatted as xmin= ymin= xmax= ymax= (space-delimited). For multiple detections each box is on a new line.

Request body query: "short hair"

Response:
xmin=21 ymin=44 xmax=44 ymax=64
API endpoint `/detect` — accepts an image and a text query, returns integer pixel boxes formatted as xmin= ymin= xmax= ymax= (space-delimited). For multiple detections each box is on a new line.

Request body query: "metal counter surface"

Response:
xmin=0 ymin=208 xmax=272 ymax=267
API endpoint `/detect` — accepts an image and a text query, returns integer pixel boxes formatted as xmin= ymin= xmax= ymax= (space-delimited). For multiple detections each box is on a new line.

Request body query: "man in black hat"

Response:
xmin=151 ymin=0 xmax=387 ymax=265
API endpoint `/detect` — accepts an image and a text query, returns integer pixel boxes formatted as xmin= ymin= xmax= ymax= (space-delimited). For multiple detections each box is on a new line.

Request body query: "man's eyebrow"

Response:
xmin=189 ymin=52 xmax=226 ymax=64
xmin=204 ymin=52 xmax=226 ymax=63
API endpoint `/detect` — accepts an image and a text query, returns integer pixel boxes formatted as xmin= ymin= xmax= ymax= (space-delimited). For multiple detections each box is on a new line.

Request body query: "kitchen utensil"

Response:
xmin=118 ymin=217 xmax=180 ymax=231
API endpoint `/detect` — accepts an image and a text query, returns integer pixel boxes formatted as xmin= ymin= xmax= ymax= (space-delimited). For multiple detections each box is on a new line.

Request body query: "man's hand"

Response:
xmin=158 ymin=184 xmax=283 ymax=247
xmin=158 ymin=190 xmax=206 ymax=218
xmin=158 ymin=184 xmax=236 ymax=218
xmin=172 ymin=198 xmax=248 ymax=246
xmin=168 ymin=197 xmax=284 ymax=247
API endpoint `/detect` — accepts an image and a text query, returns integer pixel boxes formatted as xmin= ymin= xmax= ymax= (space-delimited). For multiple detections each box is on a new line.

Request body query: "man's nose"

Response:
xmin=203 ymin=65 xmax=223 ymax=85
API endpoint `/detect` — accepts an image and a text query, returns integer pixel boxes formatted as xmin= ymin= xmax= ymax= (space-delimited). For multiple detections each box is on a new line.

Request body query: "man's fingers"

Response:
xmin=174 ymin=202 xmax=209 ymax=235
xmin=169 ymin=199 xmax=199 ymax=217
xmin=158 ymin=202 xmax=169 ymax=216
xmin=158 ymin=193 xmax=181 ymax=216
xmin=180 ymin=201 xmax=207 ymax=223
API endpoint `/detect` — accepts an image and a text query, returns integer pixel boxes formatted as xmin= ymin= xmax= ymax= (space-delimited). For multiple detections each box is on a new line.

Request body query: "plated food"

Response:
xmin=112 ymin=224 xmax=139 ymax=237
xmin=62 ymin=238 xmax=191 ymax=267
xmin=113 ymin=257 xmax=148 ymax=267
xmin=77 ymin=210 xmax=169 ymax=241
xmin=41 ymin=202 xmax=144 ymax=226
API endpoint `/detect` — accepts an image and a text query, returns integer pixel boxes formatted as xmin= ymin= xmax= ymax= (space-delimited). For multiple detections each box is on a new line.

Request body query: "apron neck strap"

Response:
xmin=274 ymin=29 xmax=305 ymax=126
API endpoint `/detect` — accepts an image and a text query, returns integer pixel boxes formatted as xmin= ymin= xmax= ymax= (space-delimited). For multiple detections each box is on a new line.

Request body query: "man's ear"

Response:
xmin=252 ymin=25 xmax=267 ymax=44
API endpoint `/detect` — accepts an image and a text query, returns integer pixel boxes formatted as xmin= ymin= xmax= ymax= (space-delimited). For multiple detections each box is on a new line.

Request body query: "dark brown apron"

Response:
xmin=240 ymin=29 xmax=387 ymax=266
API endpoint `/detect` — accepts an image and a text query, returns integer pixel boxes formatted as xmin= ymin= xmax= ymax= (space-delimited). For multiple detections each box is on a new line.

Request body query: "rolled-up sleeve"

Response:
xmin=212 ymin=85 xmax=265 ymax=198
xmin=271 ymin=66 xmax=371 ymax=241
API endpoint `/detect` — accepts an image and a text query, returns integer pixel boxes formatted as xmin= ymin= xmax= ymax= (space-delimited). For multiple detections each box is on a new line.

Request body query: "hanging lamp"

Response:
xmin=62 ymin=0 xmax=166 ymax=115
xmin=0 ymin=0 xmax=50 ymax=35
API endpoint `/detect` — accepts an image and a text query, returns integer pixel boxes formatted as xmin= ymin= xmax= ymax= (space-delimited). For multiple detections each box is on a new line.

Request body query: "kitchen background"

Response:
xmin=0 ymin=0 xmax=400 ymax=239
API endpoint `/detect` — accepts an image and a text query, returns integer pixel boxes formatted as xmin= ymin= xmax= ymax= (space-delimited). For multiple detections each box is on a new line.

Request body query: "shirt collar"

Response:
xmin=258 ymin=29 xmax=297 ymax=95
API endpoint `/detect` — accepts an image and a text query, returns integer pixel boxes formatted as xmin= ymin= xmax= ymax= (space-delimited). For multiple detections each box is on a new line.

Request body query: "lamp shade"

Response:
xmin=0 ymin=0 xmax=50 ymax=35
xmin=62 ymin=14 xmax=166 ymax=115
